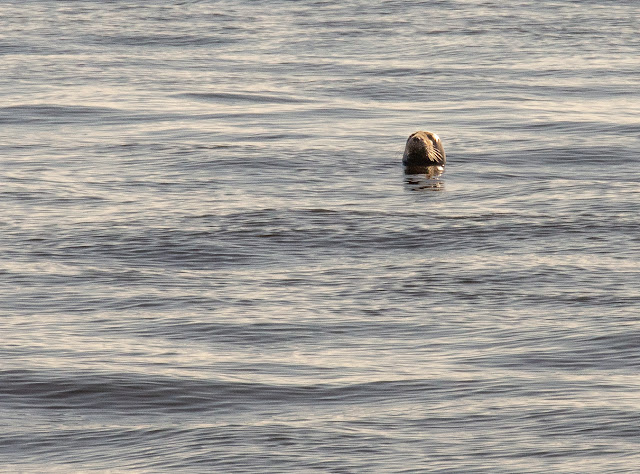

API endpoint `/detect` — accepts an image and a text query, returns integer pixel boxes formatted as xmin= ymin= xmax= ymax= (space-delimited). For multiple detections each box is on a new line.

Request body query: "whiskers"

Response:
xmin=429 ymin=146 xmax=444 ymax=164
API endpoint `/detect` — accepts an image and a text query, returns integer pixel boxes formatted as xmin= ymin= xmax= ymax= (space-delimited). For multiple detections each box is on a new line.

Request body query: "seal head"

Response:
xmin=403 ymin=131 xmax=446 ymax=167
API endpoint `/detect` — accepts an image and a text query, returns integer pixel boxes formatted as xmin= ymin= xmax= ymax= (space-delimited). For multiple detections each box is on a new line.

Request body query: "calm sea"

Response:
xmin=2 ymin=1 xmax=639 ymax=472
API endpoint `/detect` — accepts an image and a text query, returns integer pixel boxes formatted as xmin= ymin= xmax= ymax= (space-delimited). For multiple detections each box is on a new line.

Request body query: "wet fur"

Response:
xmin=402 ymin=131 xmax=446 ymax=167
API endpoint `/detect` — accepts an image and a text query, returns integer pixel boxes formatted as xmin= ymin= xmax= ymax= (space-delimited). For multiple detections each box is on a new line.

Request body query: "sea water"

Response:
xmin=1 ymin=1 xmax=639 ymax=471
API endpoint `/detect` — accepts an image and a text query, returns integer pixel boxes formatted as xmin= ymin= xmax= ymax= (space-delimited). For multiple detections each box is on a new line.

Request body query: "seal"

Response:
xmin=402 ymin=131 xmax=446 ymax=167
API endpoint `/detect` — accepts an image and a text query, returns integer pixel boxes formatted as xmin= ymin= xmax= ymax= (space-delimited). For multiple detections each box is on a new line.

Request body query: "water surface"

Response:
xmin=1 ymin=1 xmax=639 ymax=471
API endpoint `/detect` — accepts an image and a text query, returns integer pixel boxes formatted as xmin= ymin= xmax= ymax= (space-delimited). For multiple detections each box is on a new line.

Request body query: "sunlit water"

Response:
xmin=2 ymin=1 xmax=639 ymax=471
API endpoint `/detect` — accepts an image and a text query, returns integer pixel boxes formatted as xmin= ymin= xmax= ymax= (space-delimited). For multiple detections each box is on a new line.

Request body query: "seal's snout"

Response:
xmin=402 ymin=130 xmax=446 ymax=167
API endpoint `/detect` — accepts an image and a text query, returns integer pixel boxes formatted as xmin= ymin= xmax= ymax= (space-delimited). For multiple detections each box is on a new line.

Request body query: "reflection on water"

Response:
xmin=2 ymin=0 xmax=638 ymax=471
xmin=404 ymin=165 xmax=445 ymax=191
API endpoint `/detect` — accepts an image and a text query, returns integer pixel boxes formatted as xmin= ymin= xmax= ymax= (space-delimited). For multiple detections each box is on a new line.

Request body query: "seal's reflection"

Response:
xmin=404 ymin=165 xmax=444 ymax=191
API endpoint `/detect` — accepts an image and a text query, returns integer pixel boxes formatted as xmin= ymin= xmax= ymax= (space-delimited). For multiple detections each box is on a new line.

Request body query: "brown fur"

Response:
xmin=402 ymin=131 xmax=446 ymax=167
